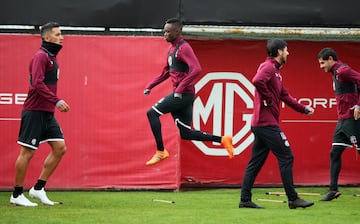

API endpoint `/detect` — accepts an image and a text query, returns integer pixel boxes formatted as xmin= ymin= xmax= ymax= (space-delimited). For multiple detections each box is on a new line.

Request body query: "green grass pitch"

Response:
xmin=1 ymin=187 xmax=359 ymax=224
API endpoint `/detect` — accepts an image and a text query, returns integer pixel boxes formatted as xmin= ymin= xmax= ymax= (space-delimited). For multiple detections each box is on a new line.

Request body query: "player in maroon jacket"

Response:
xmin=239 ymin=39 xmax=315 ymax=209
xmin=10 ymin=22 xmax=70 ymax=206
xmin=317 ymin=48 xmax=360 ymax=201
xmin=144 ymin=18 xmax=234 ymax=165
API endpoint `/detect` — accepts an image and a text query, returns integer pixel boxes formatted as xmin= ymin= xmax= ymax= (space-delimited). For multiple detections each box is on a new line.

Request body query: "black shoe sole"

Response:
xmin=239 ymin=205 xmax=264 ymax=209
xmin=320 ymin=192 xmax=341 ymax=201
xmin=289 ymin=202 xmax=314 ymax=209
xmin=239 ymin=203 xmax=264 ymax=209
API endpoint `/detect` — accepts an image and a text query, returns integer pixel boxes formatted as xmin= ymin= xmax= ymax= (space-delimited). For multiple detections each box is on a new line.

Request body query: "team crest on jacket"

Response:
xmin=168 ymin=56 xmax=173 ymax=66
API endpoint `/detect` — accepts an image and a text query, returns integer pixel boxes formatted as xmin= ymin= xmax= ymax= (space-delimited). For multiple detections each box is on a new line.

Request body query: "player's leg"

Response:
xmin=321 ymin=120 xmax=347 ymax=201
xmin=146 ymin=93 xmax=182 ymax=165
xmin=320 ymin=145 xmax=345 ymax=201
xmin=240 ymin=127 xmax=268 ymax=208
xmin=262 ymin=126 xmax=298 ymax=200
xmin=11 ymin=151 xmax=38 ymax=206
xmin=329 ymin=145 xmax=345 ymax=191
xmin=29 ymin=114 xmax=66 ymax=205
xmin=266 ymin=126 xmax=314 ymax=208
xmin=172 ymin=94 xmax=233 ymax=158
xmin=38 ymin=141 xmax=66 ymax=182
xmin=173 ymin=106 xmax=220 ymax=142
xmin=14 ymin=147 xmax=35 ymax=187
xmin=11 ymin=111 xmax=41 ymax=206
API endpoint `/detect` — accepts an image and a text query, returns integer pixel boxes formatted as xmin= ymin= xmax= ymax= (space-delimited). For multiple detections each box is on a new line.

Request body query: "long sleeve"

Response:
xmin=280 ymin=86 xmax=306 ymax=114
xmin=30 ymin=53 xmax=59 ymax=105
xmin=145 ymin=65 xmax=170 ymax=90
xmin=173 ymin=43 xmax=201 ymax=94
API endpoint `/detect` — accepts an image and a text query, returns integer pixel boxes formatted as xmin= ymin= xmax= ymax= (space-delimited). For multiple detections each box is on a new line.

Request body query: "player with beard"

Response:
xmin=144 ymin=18 xmax=234 ymax=165
xmin=239 ymin=39 xmax=315 ymax=209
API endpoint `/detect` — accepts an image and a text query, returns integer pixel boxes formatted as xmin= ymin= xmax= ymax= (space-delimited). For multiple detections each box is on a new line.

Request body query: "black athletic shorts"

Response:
xmin=152 ymin=93 xmax=195 ymax=125
xmin=332 ymin=118 xmax=360 ymax=149
xmin=17 ymin=110 xmax=64 ymax=150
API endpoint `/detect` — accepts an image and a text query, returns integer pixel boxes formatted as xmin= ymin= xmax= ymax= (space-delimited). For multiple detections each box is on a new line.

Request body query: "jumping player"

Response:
xmin=144 ymin=18 xmax=234 ymax=165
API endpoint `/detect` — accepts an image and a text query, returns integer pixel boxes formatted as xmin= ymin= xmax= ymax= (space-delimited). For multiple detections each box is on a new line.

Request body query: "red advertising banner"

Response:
xmin=0 ymin=34 xmax=180 ymax=189
xmin=0 ymin=34 xmax=359 ymax=189
xmin=181 ymin=39 xmax=360 ymax=186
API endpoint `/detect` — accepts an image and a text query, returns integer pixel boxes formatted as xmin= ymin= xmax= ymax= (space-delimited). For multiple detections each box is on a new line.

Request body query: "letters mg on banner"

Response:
xmin=192 ymin=72 xmax=254 ymax=157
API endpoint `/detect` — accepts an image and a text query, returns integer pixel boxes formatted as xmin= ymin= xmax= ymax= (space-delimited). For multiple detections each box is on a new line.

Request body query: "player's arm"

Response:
xmin=144 ymin=64 xmax=170 ymax=95
xmin=340 ymin=66 xmax=360 ymax=119
xmin=280 ymin=86 xmax=314 ymax=115
xmin=252 ymin=64 xmax=273 ymax=106
xmin=173 ymin=44 xmax=201 ymax=96
xmin=31 ymin=54 xmax=60 ymax=105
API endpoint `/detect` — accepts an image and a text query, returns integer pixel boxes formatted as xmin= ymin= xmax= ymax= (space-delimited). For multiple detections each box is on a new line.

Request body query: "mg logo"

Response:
xmin=192 ymin=72 xmax=255 ymax=157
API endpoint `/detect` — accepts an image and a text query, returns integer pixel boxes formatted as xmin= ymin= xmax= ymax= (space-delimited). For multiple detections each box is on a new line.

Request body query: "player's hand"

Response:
xmin=144 ymin=89 xmax=150 ymax=95
xmin=56 ymin=100 xmax=70 ymax=112
xmin=305 ymin=106 xmax=315 ymax=115
xmin=350 ymin=105 xmax=360 ymax=120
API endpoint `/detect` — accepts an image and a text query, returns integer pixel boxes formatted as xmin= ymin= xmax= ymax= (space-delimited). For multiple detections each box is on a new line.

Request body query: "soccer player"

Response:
xmin=144 ymin=18 xmax=234 ymax=165
xmin=317 ymin=48 xmax=360 ymax=201
xmin=10 ymin=22 xmax=70 ymax=206
xmin=239 ymin=39 xmax=315 ymax=209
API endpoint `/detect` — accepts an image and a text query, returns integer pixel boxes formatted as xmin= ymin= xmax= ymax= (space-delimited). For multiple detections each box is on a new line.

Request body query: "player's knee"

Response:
xmin=330 ymin=148 xmax=338 ymax=160
xmin=288 ymin=154 xmax=294 ymax=163
xmin=330 ymin=145 xmax=343 ymax=160
xmin=147 ymin=108 xmax=158 ymax=119
xmin=19 ymin=146 xmax=35 ymax=160
xmin=176 ymin=122 xmax=191 ymax=140
xmin=60 ymin=145 xmax=67 ymax=155
xmin=180 ymin=132 xmax=192 ymax=140
xmin=53 ymin=143 xmax=67 ymax=157
xmin=179 ymin=129 xmax=192 ymax=140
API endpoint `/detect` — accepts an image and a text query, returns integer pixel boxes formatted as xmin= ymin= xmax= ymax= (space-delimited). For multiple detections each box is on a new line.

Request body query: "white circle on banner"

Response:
xmin=192 ymin=72 xmax=255 ymax=156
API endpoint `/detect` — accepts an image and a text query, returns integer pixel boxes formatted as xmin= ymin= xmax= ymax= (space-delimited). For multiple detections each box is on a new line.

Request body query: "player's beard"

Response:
xmin=280 ymin=55 xmax=287 ymax=64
